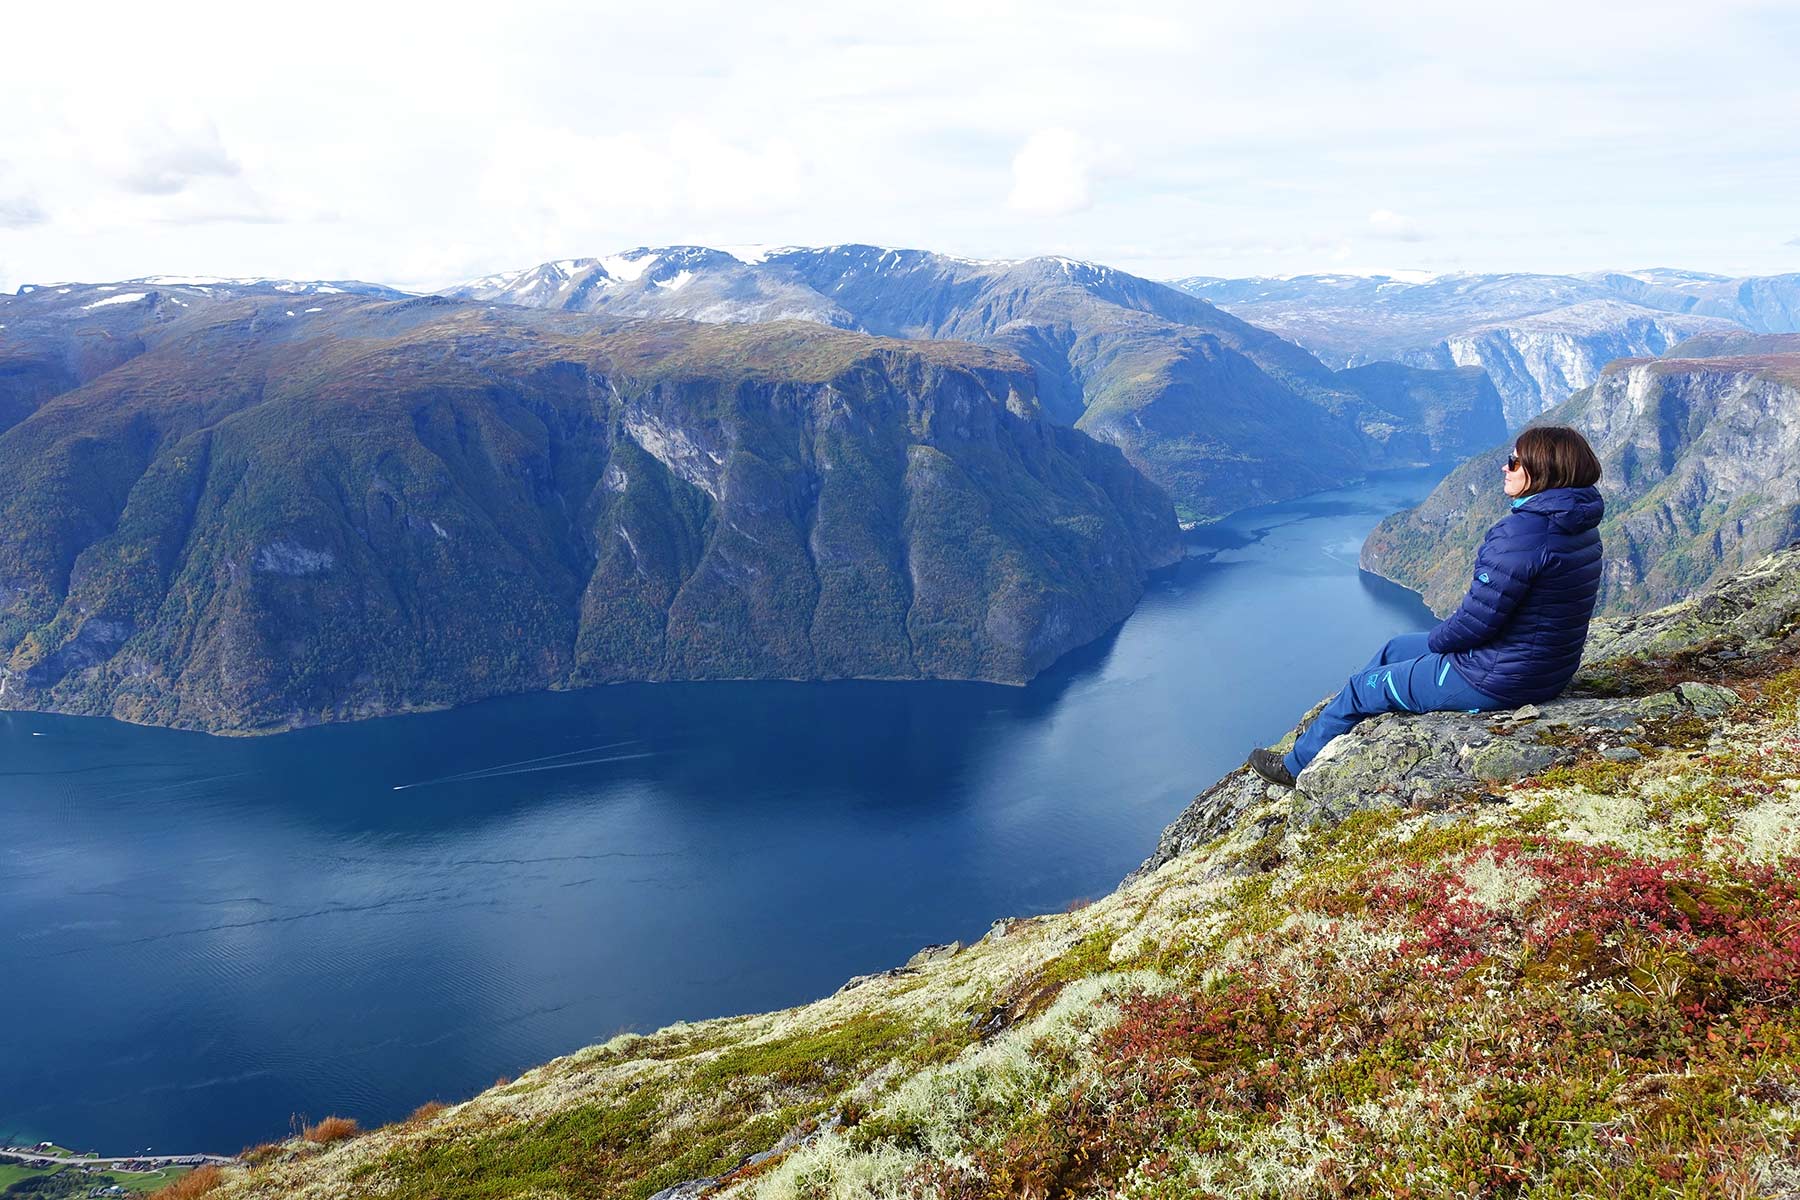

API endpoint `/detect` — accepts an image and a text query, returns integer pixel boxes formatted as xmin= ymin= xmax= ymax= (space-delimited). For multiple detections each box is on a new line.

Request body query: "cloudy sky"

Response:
xmin=4 ymin=0 xmax=1798 ymax=292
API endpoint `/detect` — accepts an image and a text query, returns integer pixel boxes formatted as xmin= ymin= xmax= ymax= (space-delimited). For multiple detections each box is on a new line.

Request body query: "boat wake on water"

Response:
xmin=390 ymin=742 xmax=654 ymax=791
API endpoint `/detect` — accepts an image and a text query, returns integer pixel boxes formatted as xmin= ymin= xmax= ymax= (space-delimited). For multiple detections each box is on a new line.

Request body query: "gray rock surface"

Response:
xmin=1675 ymin=681 xmax=1742 ymax=717
xmin=1285 ymin=691 xmax=1693 ymax=828
xmin=1583 ymin=544 xmax=1800 ymax=663
xmin=905 ymin=941 xmax=962 ymax=968
xmin=1130 ymin=682 xmax=1737 ymax=879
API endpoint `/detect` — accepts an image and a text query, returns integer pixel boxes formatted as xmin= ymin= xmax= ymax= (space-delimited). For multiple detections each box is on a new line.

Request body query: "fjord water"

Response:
xmin=1 ymin=468 xmax=1445 ymax=1155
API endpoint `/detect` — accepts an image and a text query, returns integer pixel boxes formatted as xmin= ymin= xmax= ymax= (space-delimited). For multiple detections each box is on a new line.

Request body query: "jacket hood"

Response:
xmin=1518 ymin=485 xmax=1605 ymax=534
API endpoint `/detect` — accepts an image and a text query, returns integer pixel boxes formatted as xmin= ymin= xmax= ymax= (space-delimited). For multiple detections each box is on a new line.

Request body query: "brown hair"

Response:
xmin=1514 ymin=425 xmax=1602 ymax=494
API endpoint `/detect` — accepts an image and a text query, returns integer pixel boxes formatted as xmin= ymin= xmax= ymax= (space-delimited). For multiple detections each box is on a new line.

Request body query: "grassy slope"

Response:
xmin=201 ymin=555 xmax=1800 ymax=1200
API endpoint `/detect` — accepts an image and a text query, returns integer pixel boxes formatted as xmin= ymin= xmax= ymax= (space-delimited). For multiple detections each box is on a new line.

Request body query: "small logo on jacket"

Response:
xmin=1477 ymin=571 xmax=1491 ymax=584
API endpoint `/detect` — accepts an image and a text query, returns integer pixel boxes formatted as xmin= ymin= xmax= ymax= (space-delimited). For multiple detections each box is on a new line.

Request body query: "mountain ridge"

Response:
xmin=1174 ymin=268 xmax=1800 ymax=426
xmin=442 ymin=243 xmax=1510 ymax=521
xmin=0 ymin=286 xmax=1179 ymax=732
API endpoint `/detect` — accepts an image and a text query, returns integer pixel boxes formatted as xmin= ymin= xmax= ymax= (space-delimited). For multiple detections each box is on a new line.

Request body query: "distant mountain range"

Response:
xmin=0 ymin=280 xmax=1178 ymax=732
xmin=443 ymin=245 xmax=1510 ymax=522
xmin=1173 ymin=269 xmax=1800 ymax=427
xmin=11 ymin=251 xmax=1786 ymax=732
xmin=1362 ymin=331 xmax=1800 ymax=617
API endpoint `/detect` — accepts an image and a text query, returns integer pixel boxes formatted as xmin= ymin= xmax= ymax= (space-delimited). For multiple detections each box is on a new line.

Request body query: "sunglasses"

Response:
xmin=1504 ymin=453 xmax=1522 ymax=471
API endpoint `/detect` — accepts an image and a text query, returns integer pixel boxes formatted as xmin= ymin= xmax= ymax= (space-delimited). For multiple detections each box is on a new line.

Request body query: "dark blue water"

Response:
xmin=0 ymin=468 xmax=1444 ymax=1156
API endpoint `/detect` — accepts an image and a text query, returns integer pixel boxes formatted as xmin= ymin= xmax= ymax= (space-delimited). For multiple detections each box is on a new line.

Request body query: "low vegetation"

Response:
xmin=300 ymin=1119 xmax=359 ymax=1147
xmin=149 ymin=1166 xmax=223 ymax=1199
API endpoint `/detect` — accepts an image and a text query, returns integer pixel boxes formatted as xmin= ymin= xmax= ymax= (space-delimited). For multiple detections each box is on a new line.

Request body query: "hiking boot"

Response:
xmin=1246 ymin=747 xmax=1296 ymax=788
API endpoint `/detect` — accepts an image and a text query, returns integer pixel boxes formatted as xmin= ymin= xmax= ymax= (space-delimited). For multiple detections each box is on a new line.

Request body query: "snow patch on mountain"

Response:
xmin=716 ymin=243 xmax=787 ymax=265
xmin=128 ymin=277 xmax=362 ymax=295
xmin=599 ymin=252 xmax=658 ymax=282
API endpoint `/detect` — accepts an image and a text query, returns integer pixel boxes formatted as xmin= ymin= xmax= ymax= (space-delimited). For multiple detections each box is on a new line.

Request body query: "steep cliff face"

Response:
xmin=1175 ymin=270 xmax=1782 ymax=426
xmin=1405 ymin=300 xmax=1737 ymax=427
xmin=204 ymin=546 xmax=1800 ymax=1200
xmin=0 ymin=287 xmax=1179 ymax=732
xmin=1361 ymin=336 xmax=1800 ymax=618
xmin=447 ymin=246 xmax=1509 ymax=522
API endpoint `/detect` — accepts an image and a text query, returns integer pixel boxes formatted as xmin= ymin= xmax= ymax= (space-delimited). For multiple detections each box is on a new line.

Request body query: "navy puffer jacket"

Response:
xmin=1428 ymin=485 xmax=1605 ymax=705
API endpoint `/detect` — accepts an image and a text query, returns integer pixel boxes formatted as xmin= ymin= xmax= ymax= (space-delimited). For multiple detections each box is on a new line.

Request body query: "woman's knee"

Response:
xmin=1382 ymin=631 xmax=1431 ymax=663
xmin=1355 ymin=631 xmax=1431 ymax=679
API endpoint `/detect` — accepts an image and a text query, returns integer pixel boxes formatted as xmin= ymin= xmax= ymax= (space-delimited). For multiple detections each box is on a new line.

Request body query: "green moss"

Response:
xmin=1037 ymin=928 xmax=1122 ymax=991
xmin=1303 ymin=808 xmax=1411 ymax=860
xmin=361 ymin=1087 xmax=800 ymax=1200
xmin=1217 ymin=870 xmax=1287 ymax=934
xmin=1757 ymin=663 xmax=1800 ymax=713
xmin=1241 ymin=822 xmax=1287 ymax=873
xmin=1639 ymin=713 xmax=1713 ymax=750
xmin=360 ymin=1012 xmax=956 ymax=1200
xmin=1537 ymin=758 xmax=1640 ymax=795
xmin=690 ymin=1014 xmax=915 ymax=1093
xmin=1508 ymin=796 xmax=1569 ymax=834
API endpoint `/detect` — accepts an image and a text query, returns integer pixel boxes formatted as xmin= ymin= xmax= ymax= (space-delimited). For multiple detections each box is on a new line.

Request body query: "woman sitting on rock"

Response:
xmin=1248 ymin=426 xmax=1606 ymax=788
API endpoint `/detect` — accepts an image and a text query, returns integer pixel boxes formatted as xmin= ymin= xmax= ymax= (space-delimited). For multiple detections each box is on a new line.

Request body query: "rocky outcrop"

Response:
xmin=1362 ymin=337 xmax=1800 ymax=619
xmin=1137 ymin=542 xmax=1800 ymax=884
xmin=1580 ymin=531 xmax=1800 ymax=665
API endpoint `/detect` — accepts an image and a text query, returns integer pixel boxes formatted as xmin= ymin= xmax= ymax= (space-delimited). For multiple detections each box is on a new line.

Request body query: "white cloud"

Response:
xmin=1008 ymin=129 xmax=1096 ymax=216
xmin=0 ymin=0 xmax=1796 ymax=284
xmin=0 ymin=192 xmax=46 ymax=229
xmin=0 ymin=164 xmax=48 ymax=229
xmin=118 ymin=124 xmax=241 ymax=196
xmin=470 ymin=121 xmax=807 ymax=264
xmin=1367 ymin=209 xmax=1425 ymax=242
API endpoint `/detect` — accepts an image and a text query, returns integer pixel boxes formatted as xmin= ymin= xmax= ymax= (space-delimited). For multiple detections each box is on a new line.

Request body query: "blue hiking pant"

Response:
xmin=1284 ymin=632 xmax=1503 ymax=776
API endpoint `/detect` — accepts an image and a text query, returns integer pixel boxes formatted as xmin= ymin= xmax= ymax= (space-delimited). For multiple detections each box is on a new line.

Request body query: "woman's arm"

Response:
xmin=1427 ymin=529 xmax=1547 ymax=654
